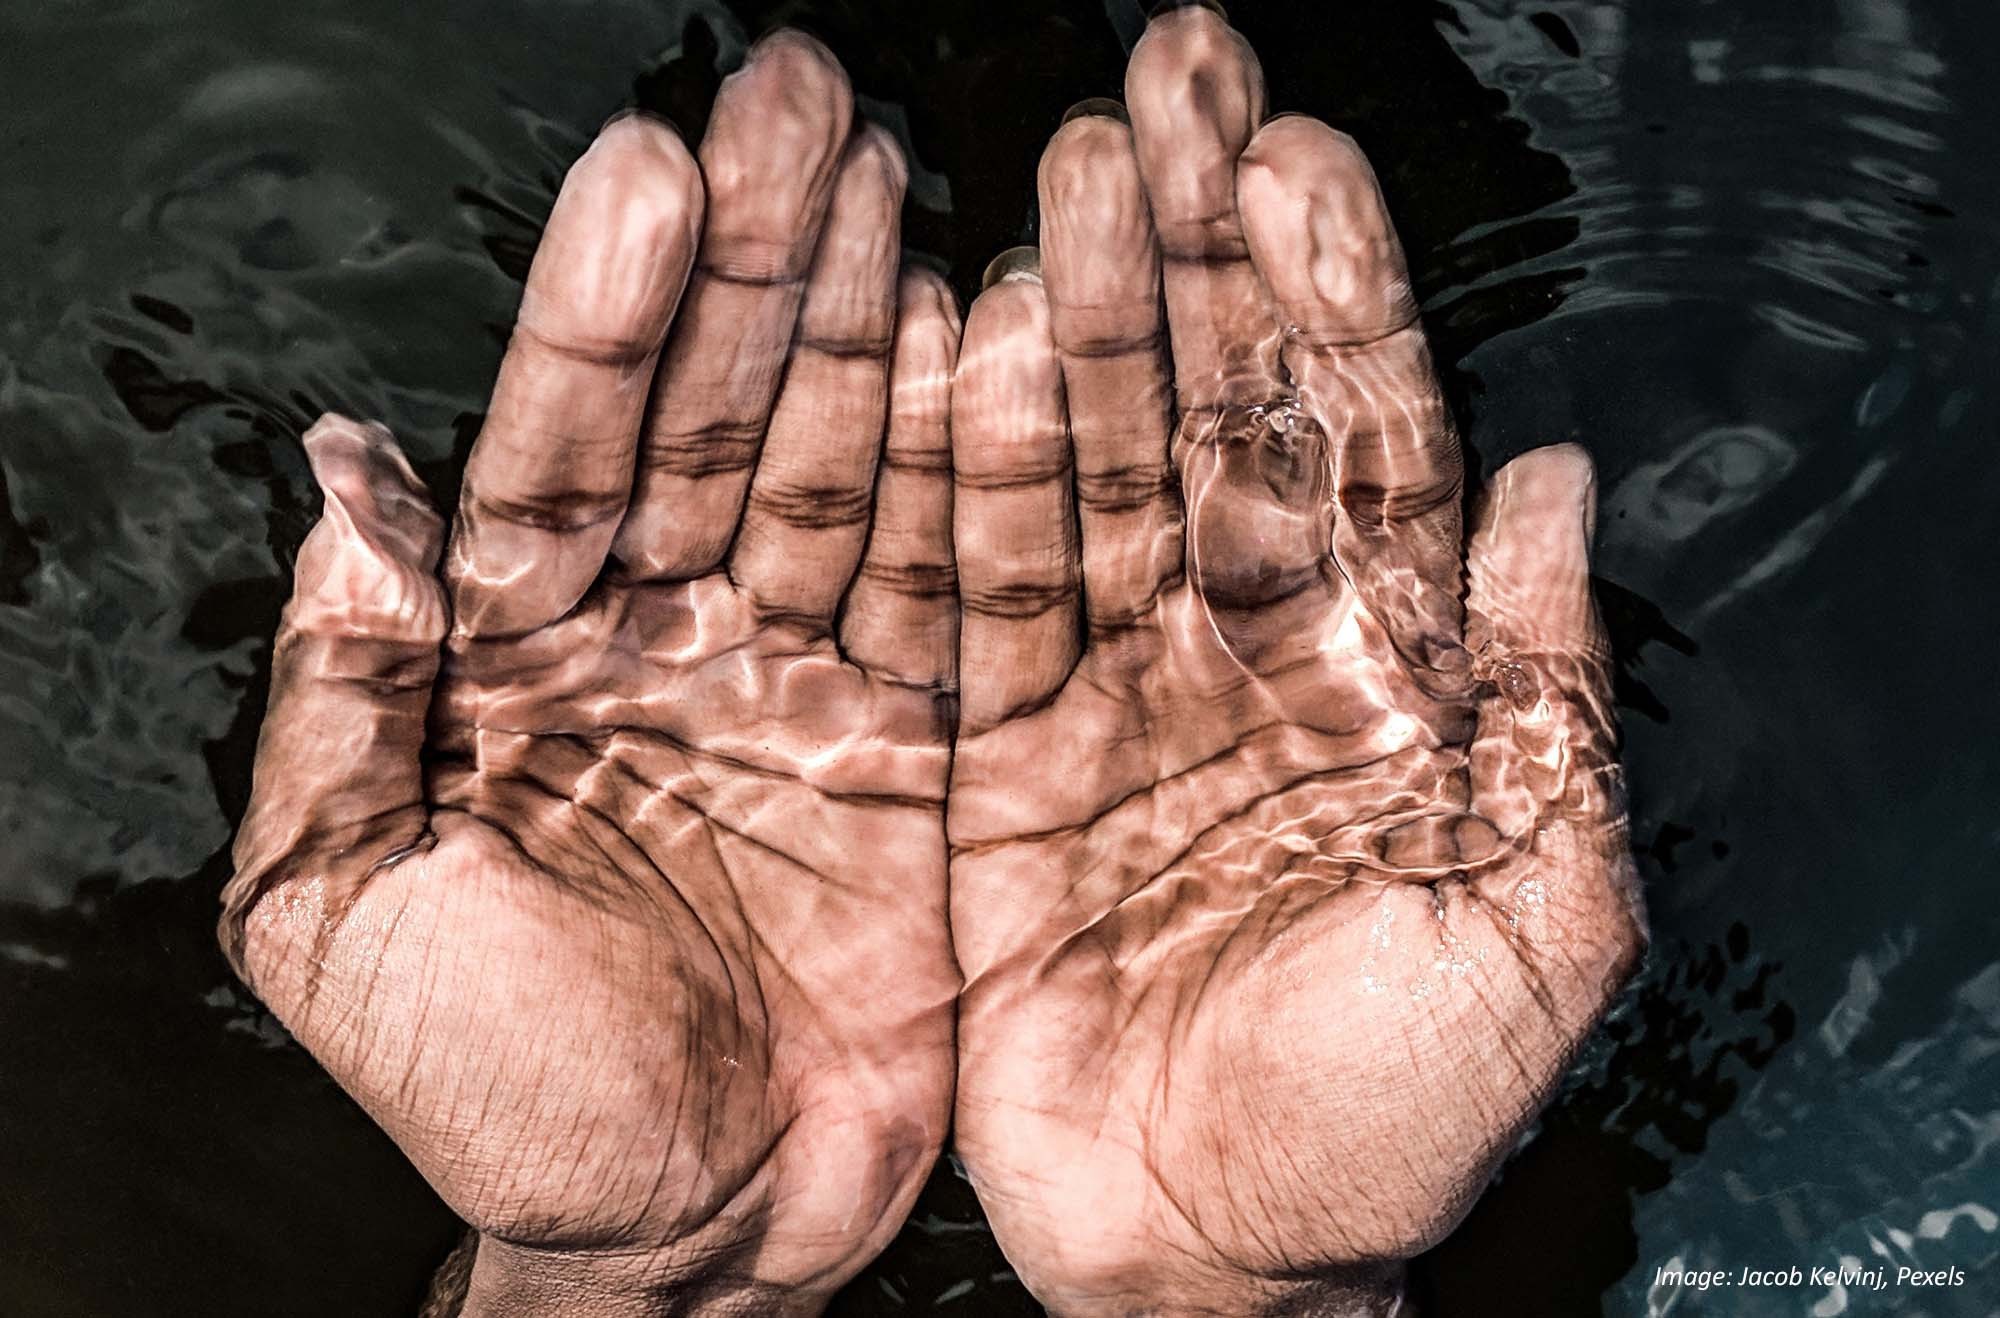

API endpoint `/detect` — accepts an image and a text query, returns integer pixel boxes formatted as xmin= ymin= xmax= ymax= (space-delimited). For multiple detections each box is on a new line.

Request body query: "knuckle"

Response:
xmin=463 ymin=480 xmax=626 ymax=534
xmin=960 ymin=577 xmax=1074 ymax=620
xmin=748 ymin=478 xmax=873 ymax=530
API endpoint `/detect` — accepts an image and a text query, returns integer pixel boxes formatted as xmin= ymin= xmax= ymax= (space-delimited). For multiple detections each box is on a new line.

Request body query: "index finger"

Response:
xmin=445 ymin=113 xmax=704 ymax=638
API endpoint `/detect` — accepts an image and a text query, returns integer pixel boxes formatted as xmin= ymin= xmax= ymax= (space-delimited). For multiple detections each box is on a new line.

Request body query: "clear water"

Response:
xmin=1 ymin=0 xmax=1995 ymax=1314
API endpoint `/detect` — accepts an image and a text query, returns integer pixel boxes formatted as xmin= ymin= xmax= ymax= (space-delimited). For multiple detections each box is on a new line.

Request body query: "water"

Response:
xmin=0 ymin=0 xmax=1995 ymax=1313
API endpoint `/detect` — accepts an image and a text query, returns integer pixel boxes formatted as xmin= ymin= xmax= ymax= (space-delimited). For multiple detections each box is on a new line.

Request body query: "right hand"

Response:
xmin=944 ymin=10 xmax=1644 ymax=1312
xmin=221 ymin=35 xmax=962 ymax=1314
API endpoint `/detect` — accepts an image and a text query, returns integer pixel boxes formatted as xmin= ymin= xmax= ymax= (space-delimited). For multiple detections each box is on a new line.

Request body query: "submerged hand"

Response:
xmin=946 ymin=9 xmax=1644 ymax=1313
xmin=222 ymin=36 xmax=961 ymax=1315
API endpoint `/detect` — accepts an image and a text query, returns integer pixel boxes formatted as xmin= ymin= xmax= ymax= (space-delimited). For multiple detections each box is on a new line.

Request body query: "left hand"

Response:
xmin=222 ymin=36 xmax=962 ymax=1314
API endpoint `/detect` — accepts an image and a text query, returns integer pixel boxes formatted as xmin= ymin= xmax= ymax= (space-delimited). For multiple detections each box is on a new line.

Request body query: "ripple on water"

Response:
xmin=1425 ymin=3 xmax=1997 ymax=1314
xmin=0 ymin=0 xmax=1995 ymax=1313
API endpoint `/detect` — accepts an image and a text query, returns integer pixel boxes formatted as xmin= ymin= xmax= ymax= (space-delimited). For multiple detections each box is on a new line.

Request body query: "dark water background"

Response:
xmin=2 ymin=0 xmax=1996 ymax=1313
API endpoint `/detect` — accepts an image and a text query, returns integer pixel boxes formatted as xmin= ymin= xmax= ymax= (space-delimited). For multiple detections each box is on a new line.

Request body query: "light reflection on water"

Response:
xmin=0 ymin=0 xmax=1994 ymax=1313
xmin=1435 ymin=3 xmax=1997 ymax=1315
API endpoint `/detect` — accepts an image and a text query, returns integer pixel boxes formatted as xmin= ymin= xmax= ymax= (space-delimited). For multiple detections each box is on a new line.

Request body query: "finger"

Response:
xmin=840 ymin=268 xmax=962 ymax=689
xmin=1238 ymin=116 xmax=1465 ymax=672
xmin=1038 ymin=106 xmax=1180 ymax=635
xmin=1125 ymin=5 xmax=1283 ymax=414
xmin=1465 ymin=445 xmax=1643 ymax=978
xmin=1465 ymin=444 xmax=1617 ymax=836
xmin=729 ymin=127 xmax=906 ymax=621
xmin=445 ymin=113 xmax=703 ymax=637
xmin=1467 ymin=445 xmax=1601 ymax=660
xmin=221 ymin=415 xmax=446 ymax=984
xmin=951 ymin=266 xmax=1081 ymax=734
xmin=614 ymin=31 xmax=855 ymax=580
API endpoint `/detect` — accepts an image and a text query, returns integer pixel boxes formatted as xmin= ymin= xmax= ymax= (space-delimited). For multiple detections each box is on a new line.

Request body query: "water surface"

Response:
xmin=1 ymin=0 xmax=1995 ymax=1313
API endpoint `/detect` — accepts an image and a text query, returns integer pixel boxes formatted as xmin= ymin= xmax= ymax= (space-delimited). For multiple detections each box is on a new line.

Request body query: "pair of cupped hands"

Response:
xmin=222 ymin=9 xmax=1644 ymax=1316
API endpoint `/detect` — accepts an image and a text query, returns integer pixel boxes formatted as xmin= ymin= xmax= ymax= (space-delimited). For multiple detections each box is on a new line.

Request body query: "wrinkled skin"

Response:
xmin=946 ymin=10 xmax=1645 ymax=1315
xmin=221 ymin=36 xmax=963 ymax=1314
xmin=226 ymin=12 xmax=1644 ymax=1318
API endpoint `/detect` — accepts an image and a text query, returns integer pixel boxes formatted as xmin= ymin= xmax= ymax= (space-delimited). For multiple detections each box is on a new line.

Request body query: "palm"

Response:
xmin=953 ymin=545 xmax=1634 ymax=1288
xmin=945 ymin=9 xmax=1643 ymax=1310
xmin=373 ymin=574 xmax=955 ymax=1252
xmin=223 ymin=40 xmax=966 ymax=1305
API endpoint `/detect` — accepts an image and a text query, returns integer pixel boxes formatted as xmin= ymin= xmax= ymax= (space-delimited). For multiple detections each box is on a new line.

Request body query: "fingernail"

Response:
xmin=599 ymin=106 xmax=678 ymax=136
xmin=1062 ymin=97 xmax=1130 ymax=126
xmin=1148 ymin=0 xmax=1228 ymax=22
xmin=981 ymin=246 xmax=1042 ymax=289
xmin=746 ymin=25 xmax=831 ymax=63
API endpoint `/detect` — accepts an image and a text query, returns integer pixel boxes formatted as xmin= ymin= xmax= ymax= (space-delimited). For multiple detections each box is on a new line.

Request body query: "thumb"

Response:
xmin=1466 ymin=443 xmax=1601 ymax=661
xmin=1465 ymin=443 xmax=1626 ymax=853
xmin=1466 ymin=444 xmax=1644 ymax=952
xmin=219 ymin=414 xmax=447 ymax=986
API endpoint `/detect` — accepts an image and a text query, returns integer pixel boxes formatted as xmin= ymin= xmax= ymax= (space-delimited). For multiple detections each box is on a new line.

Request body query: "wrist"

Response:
xmin=1040 ymin=1259 xmax=1410 ymax=1318
xmin=1254 ymin=1262 xmax=1410 ymax=1318
xmin=457 ymin=1235 xmax=820 ymax=1318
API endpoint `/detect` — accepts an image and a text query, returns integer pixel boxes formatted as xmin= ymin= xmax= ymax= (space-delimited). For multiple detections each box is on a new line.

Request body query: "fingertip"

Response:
xmin=850 ymin=121 xmax=910 ymax=195
xmin=1489 ymin=443 xmax=1598 ymax=543
xmin=1468 ymin=444 xmax=1602 ymax=653
xmin=895 ymin=267 xmax=964 ymax=382
xmin=1126 ymin=2 xmax=1265 ymax=186
xmin=1131 ymin=0 xmax=1253 ymax=76
xmin=702 ymin=26 xmax=855 ymax=278
xmin=737 ymin=28 xmax=854 ymax=151
xmin=577 ymin=109 xmax=704 ymax=223
xmin=953 ymin=273 xmax=1065 ymax=480
xmin=293 ymin=420 xmax=448 ymax=641
xmin=1237 ymin=116 xmax=1415 ymax=345
xmin=793 ymin=127 xmax=907 ymax=359
xmin=959 ymin=276 xmax=1058 ymax=411
xmin=1238 ymin=115 xmax=1377 ymax=210
xmin=743 ymin=25 xmax=851 ymax=102
xmin=1037 ymin=114 xmax=1158 ymax=355
xmin=302 ymin=414 xmax=440 ymax=545
xmin=818 ymin=124 xmax=909 ymax=266
xmin=1241 ymin=113 xmax=1366 ymax=166
xmin=980 ymin=245 xmax=1044 ymax=291
xmin=302 ymin=412 xmax=395 ymax=477
xmin=1147 ymin=0 xmax=1228 ymax=18
xmin=816 ymin=126 xmax=912 ymax=253
xmin=1509 ymin=440 xmax=1598 ymax=485
xmin=1039 ymin=111 xmax=1144 ymax=222
xmin=1061 ymin=96 xmax=1129 ymax=126
xmin=888 ymin=270 xmax=960 ymax=458
xmin=967 ymin=272 xmax=1053 ymax=342
xmin=817 ymin=123 xmax=911 ymax=258
xmin=898 ymin=264 xmax=962 ymax=334
xmin=530 ymin=113 xmax=704 ymax=347
xmin=592 ymin=105 xmax=693 ymax=158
